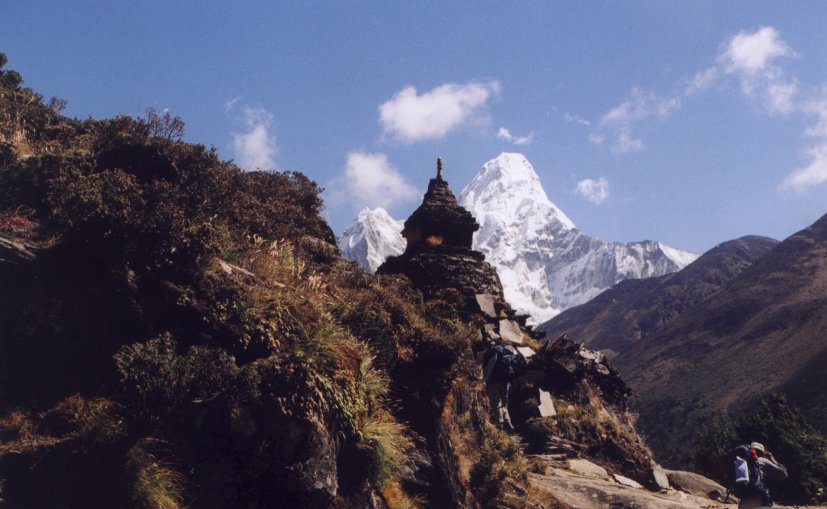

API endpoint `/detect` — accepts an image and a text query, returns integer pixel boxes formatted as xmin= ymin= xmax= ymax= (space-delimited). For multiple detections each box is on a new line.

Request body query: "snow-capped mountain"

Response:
xmin=337 ymin=207 xmax=405 ymax=272
xmin=339 ymin=153 xmax=699 ymax=324
xmin=459 ymin=153 xmax=698 ymax=324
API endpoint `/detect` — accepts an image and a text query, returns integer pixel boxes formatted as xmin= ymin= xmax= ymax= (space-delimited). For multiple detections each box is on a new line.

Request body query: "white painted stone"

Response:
xmin=537 ymin=389 xmax=556 ymax=417
xmin=499 ymin=319 xmax=524 ymax=344
xmin=516 ymin=346 xmax=535 ymax=359
xmin=475 ymin=294 xmax=497 ymax=317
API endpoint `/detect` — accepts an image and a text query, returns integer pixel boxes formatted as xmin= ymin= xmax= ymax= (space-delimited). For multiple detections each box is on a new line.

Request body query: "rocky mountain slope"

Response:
xmin=340 ymin=153 xmax=698 ymax=324
xmin=538 ymin=235 xmax=779 ymax=358
xmin=611 ymin=212 xmax=827 ymax=467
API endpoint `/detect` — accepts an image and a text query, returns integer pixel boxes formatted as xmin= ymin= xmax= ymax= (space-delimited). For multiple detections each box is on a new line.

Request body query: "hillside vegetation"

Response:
xmin=0 ymin=54 xmax=540 ymax=508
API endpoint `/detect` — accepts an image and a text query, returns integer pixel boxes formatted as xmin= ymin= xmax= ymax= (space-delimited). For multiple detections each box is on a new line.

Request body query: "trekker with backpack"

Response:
xmin=727 ymin=442 xmax=787 ymax=508
xmin=482 ymin=340 xmax=519 ymax=431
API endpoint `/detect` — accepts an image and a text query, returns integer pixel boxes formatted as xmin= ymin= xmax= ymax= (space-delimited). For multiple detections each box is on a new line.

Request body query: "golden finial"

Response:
xmin=437 ymin=157 xmax=443 ymax=180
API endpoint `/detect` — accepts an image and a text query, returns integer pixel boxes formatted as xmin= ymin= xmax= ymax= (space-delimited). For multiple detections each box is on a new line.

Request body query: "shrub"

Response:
xmin=694 ymin=393 xmax=827 ymax=504
xmin=114 ymin=333 xmax=260 ymax=429
xmin=46 ymin=395 xmax=126 ymax=445
xmin=0 ymin=409 xmax=35 ymax=443
xmin=360 ymin=409 xmax=416 ymax=484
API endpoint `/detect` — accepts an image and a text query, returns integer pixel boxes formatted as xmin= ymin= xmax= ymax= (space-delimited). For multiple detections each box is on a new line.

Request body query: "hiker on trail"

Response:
xmin=730 ymin=442 xmax=787 ymax=509
xmin=482 ymin=340 xmax=517 ymax=431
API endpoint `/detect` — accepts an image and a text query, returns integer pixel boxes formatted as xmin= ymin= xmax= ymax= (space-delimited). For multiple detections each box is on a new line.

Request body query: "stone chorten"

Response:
xmin=401 ymin=158 xmax=479 ymax=251
xmin=378 ymin=158 xmax=504 ymax=310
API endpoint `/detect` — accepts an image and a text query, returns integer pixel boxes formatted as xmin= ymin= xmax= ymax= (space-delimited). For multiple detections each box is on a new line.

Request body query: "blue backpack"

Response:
xmin=483 ymin=345 xmax=519 ymax=383
xmin=728 ymin=445 xmax=770 ymax=504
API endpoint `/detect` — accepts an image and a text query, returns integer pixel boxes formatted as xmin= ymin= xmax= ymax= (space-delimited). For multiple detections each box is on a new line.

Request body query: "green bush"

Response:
xmin=114 ymin=333 xmax=260 ymax=429
xmin=694 ymin=393 xmax=827 ymax=504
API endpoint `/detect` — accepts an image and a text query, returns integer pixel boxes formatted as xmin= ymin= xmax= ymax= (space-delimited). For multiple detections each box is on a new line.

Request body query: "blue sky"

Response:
xmin=3 ymin=1 xmax=826 ymax=253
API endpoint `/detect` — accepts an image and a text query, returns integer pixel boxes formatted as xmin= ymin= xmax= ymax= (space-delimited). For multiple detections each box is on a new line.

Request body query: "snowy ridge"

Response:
xmin=459 ymin=153 xmax=698 ymax=324
xmin=337 ymin=208 xmax=405 ymax=272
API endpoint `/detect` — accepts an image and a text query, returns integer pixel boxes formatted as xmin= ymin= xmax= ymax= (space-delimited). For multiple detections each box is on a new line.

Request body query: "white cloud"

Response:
xmin=588 ymin=133 xmax=605 ymax=145
xmin=563 ymin=113 xmax=591 ymax=126
xmin=379 ymin=80 xmax=501 ymax=142
xmin=575 ymin=178 xmax=610 ymax=204
xmin=766 ymin=79 xmax=799 ymax=115
xmin=721 ymin=27 xmax=793 ymax=74
xmin=719 ymin=27 xmax=799 ymax=115
xmin=718 ymin=27 xmax=827 ymax=189
xmin=600 ymin=88 xmax=681 ymax=126
xmin=782 ymin=95 xmax=827 ymax=191
xmin=781 ymin=144 xmax=827 ymax=191
xmin=497 ymin=127 xmax=535 ymax=145
xmin=231 ymin=106 xmax=278 ymax=171
xmin=803 ymin=96 xmax=827 ymax=138
xmin=684 ymin=67 xmax=719 ymax=96
xmin=223 ymin=96 xmax=241 ymax=113
xmin=615 ymin=129 xmax=644 ymax=154
xmin=591 ymin=25 xmax=825 ymax=191
xmin=341 ymin=152 xmax=419 ymax=210
xmin=596 ymin=87 xmax=679 ymax=153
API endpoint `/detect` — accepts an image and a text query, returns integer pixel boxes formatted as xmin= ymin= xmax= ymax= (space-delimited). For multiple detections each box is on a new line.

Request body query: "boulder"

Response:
xmin=651 ymin=463 xmax=671 ymax=491
xmin=664 ymin=469 xmax=726 ymax=500
xmin=568 ymin=458 xmax=610 ymax=480
xmin=614 ymin=474 xmax=644 ymax=489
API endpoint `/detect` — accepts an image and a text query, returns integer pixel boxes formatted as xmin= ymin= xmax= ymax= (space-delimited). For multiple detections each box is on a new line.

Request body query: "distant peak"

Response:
xmin=359 ymin=206 xmax=390 ymax=217
xmin=477 ymin=152 xmax=541 ymax=184
xmin=460 ymin=153 xmax=576 ymax=231
xmin=495 ymin=151 xmax=527 ymax=161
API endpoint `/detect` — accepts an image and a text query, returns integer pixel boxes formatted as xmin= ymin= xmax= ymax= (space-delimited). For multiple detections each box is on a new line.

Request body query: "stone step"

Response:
xmin=544 ymin=447 xmax=578 ymax=458
xmin=546 ymin=437 xmax=586 ymax=450
xmin=532 ymin=453 xmax=570 ymax=462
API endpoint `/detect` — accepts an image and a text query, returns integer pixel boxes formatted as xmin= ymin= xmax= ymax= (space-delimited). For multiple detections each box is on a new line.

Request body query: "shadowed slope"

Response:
xmin=614 ymin=213 xmax=827 ymax=465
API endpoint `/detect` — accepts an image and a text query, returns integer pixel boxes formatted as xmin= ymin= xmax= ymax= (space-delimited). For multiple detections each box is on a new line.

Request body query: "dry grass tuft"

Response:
xmin=126 ymin=438 xmax=186 ymax=509
xmin=380 ymin=480 xmax=425 ymax=509
xmin=359 ymin=409 xmax=417 ymax=484
xmin=0 ymin=409 xmax=35 ymax=442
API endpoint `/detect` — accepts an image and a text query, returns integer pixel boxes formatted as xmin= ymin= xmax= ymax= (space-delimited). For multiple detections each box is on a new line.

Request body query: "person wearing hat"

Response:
xmin=738 ymin=442 xmax=787 ymax=509
xmin=752 ymin=442 xmax=788 ymax=484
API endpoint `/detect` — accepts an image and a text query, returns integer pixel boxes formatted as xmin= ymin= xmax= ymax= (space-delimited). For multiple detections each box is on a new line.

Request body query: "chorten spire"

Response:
xmin=436 ymin=157 xmax=443 ymax=181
